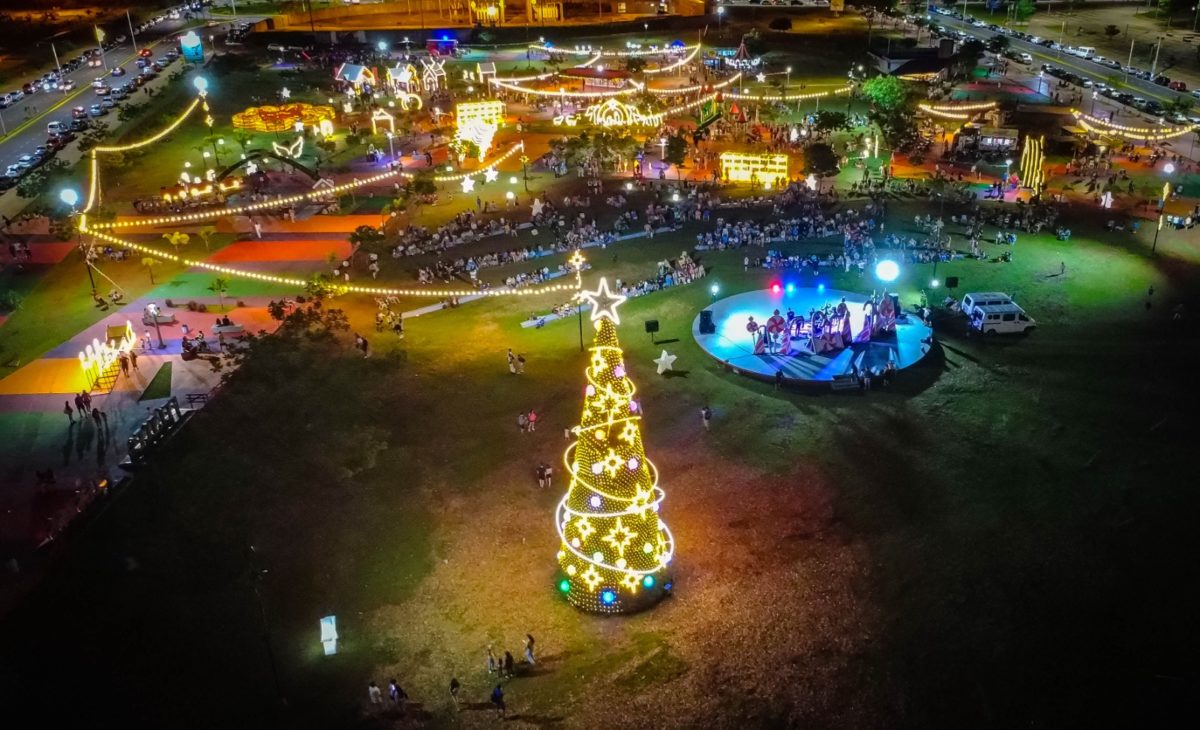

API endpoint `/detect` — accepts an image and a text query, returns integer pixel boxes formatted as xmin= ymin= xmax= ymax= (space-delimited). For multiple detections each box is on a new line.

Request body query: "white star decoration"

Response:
xmin=653 ymin=350 xmax=677 ymax=375
xmin=483 ymin=168 xmax=499 ymax=183
xmin=581 ymin=277 xmax=627 ymax=325
xmin=461 ymin=176 xmax=475 ymax=193
xmin=756 ymin=73 xmax=766 ymax=83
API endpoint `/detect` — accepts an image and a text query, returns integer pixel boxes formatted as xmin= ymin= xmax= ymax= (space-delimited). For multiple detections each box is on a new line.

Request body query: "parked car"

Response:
xmin=111 ymin=66 xmax=126 ymax=77
xmin=60 ymin=79 xmax=76 ymax=92
xmin=969 ymin=303 xmax=1036 ymax=335
xmin=138 ymin=48 xmax=154 ymax=58
xmin=72 ymin=105 xmax=88 ymax=119
xmin=69 ymin=118 xmax=90 ymax=132
xmin=1169 ymin=80 xmax=1188 ymax=92
xmin=15 ymin=154 xmax=38 ymax=170
xmin=88 ymin=103 xmax=106 ymax=117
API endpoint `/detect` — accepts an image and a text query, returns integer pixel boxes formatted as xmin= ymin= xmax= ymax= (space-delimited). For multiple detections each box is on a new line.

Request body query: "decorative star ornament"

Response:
xmin=483 ymin=167 xmax=500 ymax=183
xmin=756 ymin=73 xmax=766 ymax=83
xmin=653 ymin=350 xmax=677 ymax=375
xmin=461 ymin=176 xmax=475 ymax=193
xmin=581 ymin=277 xmax=627 ymax=325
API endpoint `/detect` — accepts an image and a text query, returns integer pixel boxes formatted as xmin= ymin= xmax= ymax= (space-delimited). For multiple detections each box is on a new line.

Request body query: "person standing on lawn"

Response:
xmin=64 ymin=401 xmax=75 ymax=425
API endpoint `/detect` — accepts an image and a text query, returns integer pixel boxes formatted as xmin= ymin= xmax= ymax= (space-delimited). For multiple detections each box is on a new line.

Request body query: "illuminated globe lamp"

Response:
xmin=875 ymin=259 xmax=901 ymax=283
xmin=60 ymin=188 xmax=80 ymax=209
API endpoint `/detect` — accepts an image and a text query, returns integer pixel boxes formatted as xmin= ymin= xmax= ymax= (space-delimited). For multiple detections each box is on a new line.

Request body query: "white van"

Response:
xmin=960 ymin=292 xmax=1012 ymax=318
xmin=46 ymin=121 xmax=67 ymax=135
xmin=969 ymin=303 xmax=1036 ymax=335
xmin=1075 ymin=47 xmax=1095 ymax=60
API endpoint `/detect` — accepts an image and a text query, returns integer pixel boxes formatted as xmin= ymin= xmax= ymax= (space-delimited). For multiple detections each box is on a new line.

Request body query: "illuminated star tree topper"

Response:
xmin=556 ymin=278 xmax=674 ymax=613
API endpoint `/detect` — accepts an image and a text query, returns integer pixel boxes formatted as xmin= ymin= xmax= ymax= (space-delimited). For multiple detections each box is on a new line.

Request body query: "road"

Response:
xmin=933 ymin=13 xmax=1191 ymax=107
xmin=0 ymin=15 xmax=260 ymax=208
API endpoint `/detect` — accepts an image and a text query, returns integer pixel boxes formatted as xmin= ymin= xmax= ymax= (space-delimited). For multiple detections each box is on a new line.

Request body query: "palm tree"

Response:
xmin=197 ymin=225 xmax=217 ymax=251
xmin=207 ymin=277 xmax=228 ymax=312
xmin=142 ymin=257 xmax=162 ymax=284
xmin=162 ymin=231 xmax=190 ymax=258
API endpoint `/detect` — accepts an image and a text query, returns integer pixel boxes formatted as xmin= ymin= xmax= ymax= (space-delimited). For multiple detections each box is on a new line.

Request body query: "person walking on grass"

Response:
xmin=129 ymin=349 xmax=138 ymax=371
xmin=507 ymin=348 xmax=517 ymax=374
xmin=388 ymin=678 xmax=406 ymax=712
xmin=774 ymin=370 xmax=783 ymax=391
xmin=118 ymin=352 xmax=130 ymax=377
xmin=491 ymin=684 xmax=506 ymax=719
xmin=91 ymin=408 xmax=102 ymax=428
xmin=518 ymin=412 xmax=529 ymax=433
xmin=516 ymin=353 xmax=526 ymax=374
xmin=486 ymin=645 xmax=498 ymax=674
xmin=503 ymin=650 xmax=515 ymax=678
xmin=368 ymin=681 xmax=383 ymax=708
xmin=700 ymin=406 xmax=712 ymax=431
xmin=524 ymin=634 xmax=536 ymax=665
xmin=527 ymin=409 xmax=537 ymax=432
xmin=74 ymin=393 xmax=85 ymax=416
xmin=64 ymin=401 xmax=75 ymax=425
xmin=449 ymin=677 xmax=461 ymax=710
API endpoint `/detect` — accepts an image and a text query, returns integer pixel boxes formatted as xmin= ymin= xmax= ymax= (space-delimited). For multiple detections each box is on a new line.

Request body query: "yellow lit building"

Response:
xmin=719 ymin=151 xmax=789 ymax=188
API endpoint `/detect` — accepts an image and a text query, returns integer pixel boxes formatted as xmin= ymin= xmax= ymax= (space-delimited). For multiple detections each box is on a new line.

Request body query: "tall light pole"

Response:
xmin=570 ymin=251 xmax=586 ymax=352
xmin=60 ymin=189 xmax=96 ymax=298
xmin=717 ymin=5 xmax=725 ymax=34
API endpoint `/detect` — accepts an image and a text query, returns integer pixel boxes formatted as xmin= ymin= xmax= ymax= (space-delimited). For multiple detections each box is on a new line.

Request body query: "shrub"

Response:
xmin=237 ymin=300 xmax=246 ymax=308
xmin=187 ymin=300 xmax=198 ymax=311
xmin=164 ymin=298 xmax=174 ymax=308
xmin=197 ymin=303 xmax=208 ymax=313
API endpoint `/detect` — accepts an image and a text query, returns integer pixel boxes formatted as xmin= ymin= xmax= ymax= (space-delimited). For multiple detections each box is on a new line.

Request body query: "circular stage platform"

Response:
xmin=691 ymin=288 xmax=933 ymax=384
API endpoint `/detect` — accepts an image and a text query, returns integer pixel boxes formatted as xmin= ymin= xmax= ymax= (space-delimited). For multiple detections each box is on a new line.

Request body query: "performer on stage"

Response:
xmin=746 ymin=316 xmax=761 ymax=351
xmin=766 ymin=309 xmax=786 ymax=354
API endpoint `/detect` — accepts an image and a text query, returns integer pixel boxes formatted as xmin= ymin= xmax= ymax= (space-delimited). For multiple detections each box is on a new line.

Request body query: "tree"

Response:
xmin=804 ymin=142 xmax=840 ymax=176
xmin=625 ymin=57 xmax=647 ymax=73
xmin=861 ymin=75 xmax=908 ymax=115
xmin=664 ymin=133 xmax=688 ymax=166
xmin=197 ymin=225 xmax=217 ymax=251
xmin=1104 ymin=25 xmax=1121 ymax=39
xmin=142 ymin=257 xmax=162 ymax=284
xmin=987 ymin=35 xmax=1010 ymax=55
xmin=813 ymin=110 xmax=850 ymax=134
xmin=1015 ymin=0 xmax=1036 ymax=21
xmin=348 ymin=224 xmax=386 ymax=255
xmin=162 ymin=231 xmax=190 ymax=257
xmin=556 ymin=280 xmax=673 ymax=613
xmin=208 ymin=277 xmax=228 ymax=312
xmin=954 ymin=39 xmax=987 ymax=78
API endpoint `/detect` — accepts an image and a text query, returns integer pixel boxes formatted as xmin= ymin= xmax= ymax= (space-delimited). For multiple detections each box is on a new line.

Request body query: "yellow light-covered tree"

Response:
xmin=556 ymin=278 xmax=674 ymax=614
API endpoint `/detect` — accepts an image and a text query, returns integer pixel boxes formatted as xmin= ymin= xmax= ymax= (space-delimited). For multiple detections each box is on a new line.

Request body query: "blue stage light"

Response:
xmin=785 ymin=283 xmax=795 ymax=294
xmin=600 ymin=590 xmax=617 ymax=605
xmin=642 ymin=575 xmax=655 ymax=589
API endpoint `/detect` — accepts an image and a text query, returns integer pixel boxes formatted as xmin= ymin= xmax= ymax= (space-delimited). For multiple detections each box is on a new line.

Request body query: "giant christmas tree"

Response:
xmin=556 ymin=278 xmax=675 ymax=614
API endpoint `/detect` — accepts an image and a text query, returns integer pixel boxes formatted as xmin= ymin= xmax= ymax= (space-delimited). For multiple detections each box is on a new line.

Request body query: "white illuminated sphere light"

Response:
xmin=193 ymin=76 xmax=208 ymax=94
xmin=1164 ymin=163 xmax=1176 ymax=174
xmin=59 ymin=189 xmax=79 ymax=207
xmin=875 ymin=259 xmax=900 ymax=283
xmin=590 ymin=495 xmax=602 ymax=508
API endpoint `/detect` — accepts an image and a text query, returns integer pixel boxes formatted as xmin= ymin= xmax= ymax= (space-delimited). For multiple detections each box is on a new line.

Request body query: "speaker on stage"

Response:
xmin=698 ymin=310 xmax=715 ymax=334
xmin=945 ymin=276 xmax=959 ymax=289
xmin=890 ymin=294 xmax=901 ymax=315
xmin=645 ymin=319 xmax=660 ymax=343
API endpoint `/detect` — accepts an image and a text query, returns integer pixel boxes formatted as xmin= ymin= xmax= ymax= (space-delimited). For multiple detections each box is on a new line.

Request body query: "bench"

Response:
xmin=185 ymin=392 xmax=208 ymax=406
xmin=142 ymin=313 xmax=177 ymax=325
xmin=211 ymin=324 xmax=245 ymax=337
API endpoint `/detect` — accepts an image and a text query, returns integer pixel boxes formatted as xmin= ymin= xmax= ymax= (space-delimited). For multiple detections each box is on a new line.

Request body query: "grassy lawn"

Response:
xmin=1 ymin=188 xmax=1198 ymax=727
xmin=0 ymin=233 xmax=237 ymax=369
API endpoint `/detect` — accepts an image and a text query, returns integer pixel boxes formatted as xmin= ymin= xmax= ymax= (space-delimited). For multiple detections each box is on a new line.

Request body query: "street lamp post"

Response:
xmin=60 ymin=189 xmax=96 ymax=298
xmin=717 ymin=6 xmax=725 ymax=34
xmin=521 ymin=151 xmax=530 ymax=193
xmin=385 ymin=131 xmax=395 ymax=161
xmin=570 ymin=251 xmax=587 ymax=352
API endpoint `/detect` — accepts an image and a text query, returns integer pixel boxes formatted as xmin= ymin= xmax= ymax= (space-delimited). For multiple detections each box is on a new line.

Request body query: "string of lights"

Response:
xmin=644 ymin=46 xmax=700 ymax=74
xmin=643 ymin=72 xmax=742 ymax=96
xmin=1072 ymin=110 xmax=1198 ymax=140
xmin=489 ymin=77 xmax=646 ymax=98
xmin=529 ymin=43 xmax=699 ymax=57
xmin=87 ymin=142 xmax=527 ymax=230
xmin=723 ymin=83 xmax=853 ymax=102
